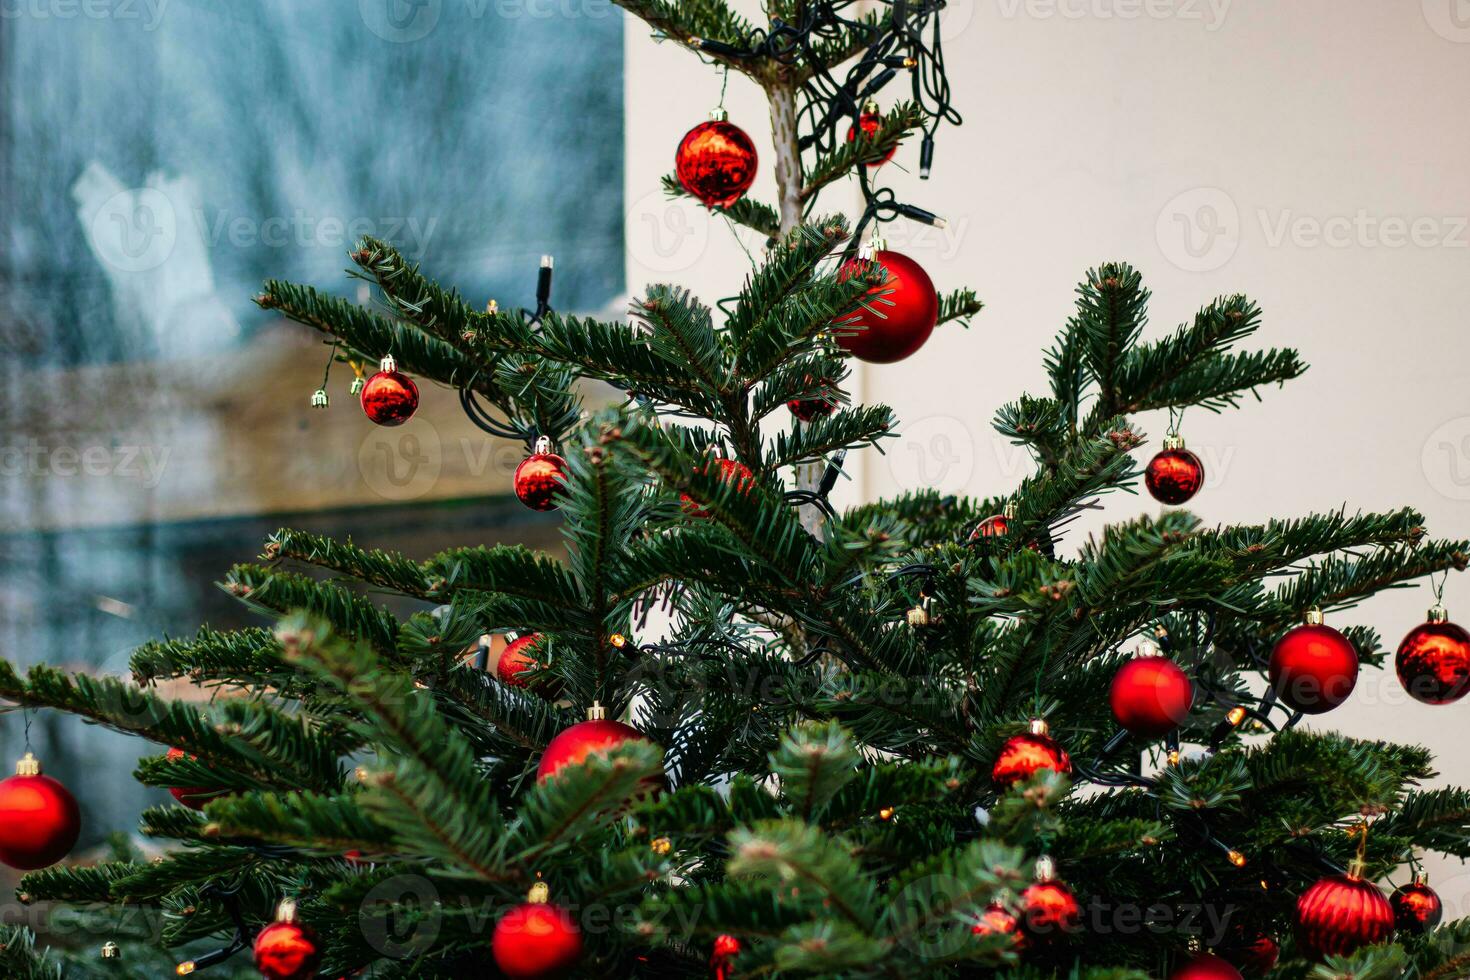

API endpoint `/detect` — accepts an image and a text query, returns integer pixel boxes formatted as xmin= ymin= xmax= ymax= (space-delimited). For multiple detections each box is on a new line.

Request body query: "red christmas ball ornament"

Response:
xmin=492 ymin=882 xmax=583 ymax=979
xmin=1019 ymin=857 xmax=1080 ymax=940
xmin=674 ymin=110 xmax=758 ymax=209
xmin=970 ymin=903 xmax=1024 ymax=950
xmin=1109 ymin=641 xmax=1194 ymax=737
xmin=680 ymin=456 xmax=755 ymax=519
xmin=359 ymin=355 xmax=419 ymax=427
xmin=497 ymin=633 xmax=541 ymax=687
xmin=1221 ymin=933 xmax=1278 ymax=975
xmin=537 ymin=702 xmax=655 ymax=784
xmin=992 ymin=719 xmax=1072 ymax=791
xmin=1268 ymin=609 xmax=1360 ymax=714
xmin=832 ymin=245 xmax=938 ymax=364
xmin=252 ymin=899 xmax=320 ymax=980
xmin=1168 ymin=953 xmax=1242 ymax=980
xmin=1145 ymin=432 xmax=1204 ymax=505
xmin=787 ymin=377 xmax=838 ymax=422
xmin=164 ymin=747 xmax=216 ymax=811
xmin=515 ymin=436 xmax=569 ymax=512
xmin=970 ymin=512 xmax=1010 ymax=541
xmin=1390 ymin=873 xmax=1443 ymax=934
xmin=1294 ymin=867 xmax=1394 ymax=960
xmin=710 ymin=934 xmax=741 ymax=980
xmin=0 ymin=753 xmax=81 ymax=871
xmin=845 ymin=101 xmax=895 ymax=166
xmin=1395 ymin=604 xmax=1470 ymax=705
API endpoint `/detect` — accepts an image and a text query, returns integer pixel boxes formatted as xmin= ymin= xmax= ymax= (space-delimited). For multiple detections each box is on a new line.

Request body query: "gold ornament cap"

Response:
xmin=275 ymin=897 xmax=299 ymax=924
xmin=708 ymin=106 xmax=729 ymax=122
xmin=1002 ymin=501 xmax=1017 ymax=519
xmin=1414 ymin=870 xmax=1430 ymax=887
xmin=1303 ymin=607 xmax=1325 ymax=626
xmin=1136 ymin=637 xmax=1161 ymax=658
xmin=862 ymin=99 xmax=880 ymax=114
xmin=1028 ymin=718 xmax=1050 ymax=737
xmin=101 ymin=942 xmax=120 ymax=960
xmin=379 ymin=354 xmax=397 ymax=373
xmin=1428 ymin=604 xmax=1449 ymax=624
xmin=309 ymin=388 xmax=329 ymax=409
xmin=15 ymin=752 xmax=40 ymax=777
xmin=528 ymin=881 xmax=550 ymax=904
xmin=534 ymin=435 xmax=555 ymax=456
xmin=586 ymin=701 xmax=607 ymax=722
xmin=1162 ymin=430 xmax=1186 ymax=451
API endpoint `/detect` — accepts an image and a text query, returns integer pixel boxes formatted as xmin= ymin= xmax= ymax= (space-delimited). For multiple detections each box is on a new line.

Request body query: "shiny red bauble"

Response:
xmin=832 ymin=249 xmax=938 ymax=364
xmin=252 ymin=921 xmax=320 ymax=980
xmin=0 ymin=754 xmax=81 ymax=871
xmin=970 ymin=513 xmax=1009 ymax=540
xmin=711 ymin=934 xmax=742 ymax=980
xmin=787 ymin=378 xmax=838 ymax=422
xmin=514 ymin=441 xmax=569 ymax=512
xmin=1168 ymin=953 xmax=1242 ymax=980
xmin=1390 ymin=878 xmax=1443 ymax=934
xmin=846 ymin=109 xmax=896 ymax=166
xmin=492 ymin=889 xmax=583 ymax=979
xmin=1395 ymin=608 xmax=1470 ymax=705
xmin=991 ymin=722 xmax=1072 ymax=791
xmin=497 ymin=633 xmax=546 ymax=689
xmin=1268 ymin=619 xmax=1359 ymax=714
xmin=359 ymin=360 xmax=419 ymax=427
xmin=165 ymin=747 xmax=216 ymax=811
xmin=1145 ymin=442 xmax=1205 ymax=505
xmin=674 ymin=117 xmax=758 ymax=209
xmin=680 ymin=457 xmax=755 ymax=519
xmin=1110 ymin=656 xmax=1194 ymax=737
xmin=970 ymin=903 xmax=1024 ymax=950
xmin=1294 ymin=873 xmax=1394 ymax=960
xmin=537 ymin=708 xmax=652 ymax=784
xmin=1020 ymin=881 xmax=1080 ymax=939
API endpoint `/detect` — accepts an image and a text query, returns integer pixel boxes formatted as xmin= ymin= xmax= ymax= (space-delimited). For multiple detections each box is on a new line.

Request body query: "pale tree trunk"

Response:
xmin=764 ymin=78 xmax=829 ymax=540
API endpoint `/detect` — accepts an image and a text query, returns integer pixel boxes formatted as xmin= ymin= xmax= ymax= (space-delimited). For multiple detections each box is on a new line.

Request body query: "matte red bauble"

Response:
xmin=165 ymin=747 xmax=216 ymax=811
xmin=1222 ymin=933 xmax=1278 ymax=975
xmin=1145 ymin=433 xmax=1204 ymax=505
xmin=1395 ymin=606 xmax=1470 ymax=705
xmin=970 ymin=903 xmax=1024 ymax=950
xmin=537 ymin=703 xmax=653 ymax=784
xmin=846 ymin=103 xmax=895 ymax=166
xmin=1390 ymin=875 xmax=1443 ymax=934
xmin=832 ymin=248 xmax=938 ymax=364
xmin=359 ymin=356 xmax=419 ymax=427
xmin=674 ymin=114 xmax=757 ymax=209
xmin=0 ymin=753 xmax=81 ymax=871
xmin=515 ymin=437 xmax=568 ymax=512
xmin=1110 ymin=654 xmax=1194 ymax=737
xmin=492 ymin=883 xmax=583 ymax=979
xmin=253 ymin=902 xmax=320 ymax=980
xmin=1294 ymin=871 xmax=1394 ymax=960
xmin=1268 ymin=612 xmax=1359 ymax=714
xmin=711 ymin=934 xmax=742 ymax=980
xmin=681 ymin=457 xmax=755 ymax=518
xmin=497 ymin=633 xmax=552 ymax=691
xmin=1168 ymin=953 xmax=1242 ymax=980
xmin=992 ymin=720 xmax=1071 ymax=791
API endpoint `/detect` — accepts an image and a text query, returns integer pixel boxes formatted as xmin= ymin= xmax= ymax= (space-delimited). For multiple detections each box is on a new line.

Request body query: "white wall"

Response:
xmin=627 ymin=1 xmax=1470 ymax=908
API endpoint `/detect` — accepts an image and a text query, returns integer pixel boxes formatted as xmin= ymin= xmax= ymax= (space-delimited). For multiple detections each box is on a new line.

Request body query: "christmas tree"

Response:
xmin=3 ymin=4 xmax=1470 ymax=979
